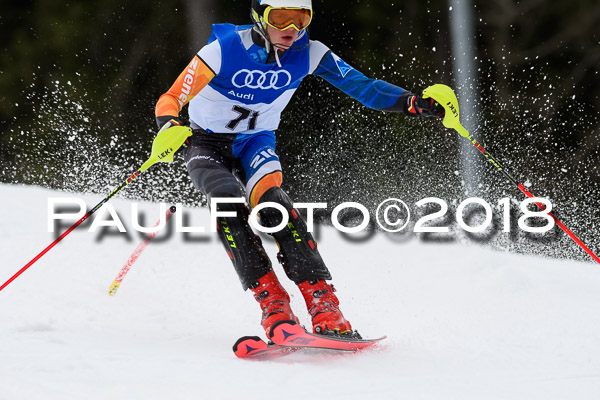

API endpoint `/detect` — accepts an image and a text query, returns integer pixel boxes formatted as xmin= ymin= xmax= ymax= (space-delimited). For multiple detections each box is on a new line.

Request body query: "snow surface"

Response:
xmin=1 ymin=183 xmax=600 ymax=400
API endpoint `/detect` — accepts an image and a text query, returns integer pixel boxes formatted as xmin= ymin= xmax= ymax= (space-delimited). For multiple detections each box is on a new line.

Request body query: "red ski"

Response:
xmin=270 ymin=320 xmax=386 ymax=351
xmin=233 ymin=321 xmax=386 ymax=359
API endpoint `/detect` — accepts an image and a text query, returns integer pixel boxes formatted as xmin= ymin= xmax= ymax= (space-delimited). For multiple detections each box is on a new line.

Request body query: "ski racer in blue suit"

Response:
xmin=155 ymin=0 xmax=445 ymax=339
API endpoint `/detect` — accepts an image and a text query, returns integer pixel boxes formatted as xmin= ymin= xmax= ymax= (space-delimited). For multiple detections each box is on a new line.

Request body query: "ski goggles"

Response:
xmin=263 ymin=7 xmax=313 ymax=31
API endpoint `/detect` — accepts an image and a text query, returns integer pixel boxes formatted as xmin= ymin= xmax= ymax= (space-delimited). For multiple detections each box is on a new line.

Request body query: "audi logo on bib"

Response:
xmin=232 ymin=69 xmax=292 ymax=90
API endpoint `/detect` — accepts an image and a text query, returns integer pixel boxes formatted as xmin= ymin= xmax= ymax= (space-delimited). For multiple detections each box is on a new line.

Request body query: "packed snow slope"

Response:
xmin=1 ymin=184 xmax=599 ymax=400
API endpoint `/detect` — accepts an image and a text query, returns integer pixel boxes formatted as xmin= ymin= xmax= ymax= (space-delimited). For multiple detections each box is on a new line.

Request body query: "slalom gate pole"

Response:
xmin=422 ymin=84 xmax=600 ymax=264
xmin=108 ymin=205 xmax=176 ymax=296
xmin=0 ymin=125 xmax=192 ymax=292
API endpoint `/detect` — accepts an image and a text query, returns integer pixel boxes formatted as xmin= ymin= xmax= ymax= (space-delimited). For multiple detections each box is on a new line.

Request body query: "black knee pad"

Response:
xmin=189 ymin=168 xmax=242 ymax=199
xmin=213 ymin=196 xmax=272 ymax=290
xmin=258 ymin=187 xmax=331 ymax=284
xmin=258 ymin=186 xmax=294 ymax=228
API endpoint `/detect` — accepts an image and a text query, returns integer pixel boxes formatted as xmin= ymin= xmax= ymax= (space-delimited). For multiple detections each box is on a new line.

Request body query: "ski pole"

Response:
xmin=423 ymin=84 xmax=600 ymax=264
xmin=0 ymin=125 xmax=192 ymax=292
xmin=108 ymin=205 xmax=177 ymax=296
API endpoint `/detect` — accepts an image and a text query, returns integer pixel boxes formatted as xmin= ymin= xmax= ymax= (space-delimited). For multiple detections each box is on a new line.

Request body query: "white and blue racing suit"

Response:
xmin=155 ymin=23 xmax=411 ymax=289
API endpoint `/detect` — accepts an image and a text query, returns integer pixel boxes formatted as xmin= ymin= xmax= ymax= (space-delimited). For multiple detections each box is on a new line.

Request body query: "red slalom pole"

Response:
xmin=108 ymin=205 xmax=176 ymax=295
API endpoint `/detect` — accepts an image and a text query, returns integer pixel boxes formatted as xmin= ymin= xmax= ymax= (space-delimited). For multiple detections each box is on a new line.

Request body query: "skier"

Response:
xmin=155 ymin=0 xmax=444 ymax=338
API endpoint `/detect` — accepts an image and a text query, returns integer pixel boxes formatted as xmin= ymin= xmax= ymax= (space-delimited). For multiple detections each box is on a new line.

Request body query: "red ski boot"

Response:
xmin=298 ymin=280 xmax=353 ymax=335
xmin=250 ymin=270 xmax=299 ymax=339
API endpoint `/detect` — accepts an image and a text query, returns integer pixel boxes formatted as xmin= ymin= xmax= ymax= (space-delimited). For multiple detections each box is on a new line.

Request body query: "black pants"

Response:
xmin=184 ymin=131 xmax=244 ymax=199
xmin=183 ymin=130 xmax=331 ymax=290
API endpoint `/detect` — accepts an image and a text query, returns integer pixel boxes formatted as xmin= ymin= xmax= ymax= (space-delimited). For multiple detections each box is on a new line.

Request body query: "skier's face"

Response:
xmin=266 ymin=25 xmax=299 ymax=49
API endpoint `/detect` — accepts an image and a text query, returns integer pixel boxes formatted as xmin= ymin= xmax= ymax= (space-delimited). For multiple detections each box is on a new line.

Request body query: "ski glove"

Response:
xmin=156 ymin=118 xmax=191 ymax=148
xmin=399 ymin=92 xmax=445 ymax=118
xmin=156 ymin=116 xmax=189 ymax=130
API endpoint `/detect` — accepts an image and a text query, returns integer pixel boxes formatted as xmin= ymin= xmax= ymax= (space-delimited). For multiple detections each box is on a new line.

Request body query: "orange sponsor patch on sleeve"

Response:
xmin=155 ymin=56 xmax=216 ymax=118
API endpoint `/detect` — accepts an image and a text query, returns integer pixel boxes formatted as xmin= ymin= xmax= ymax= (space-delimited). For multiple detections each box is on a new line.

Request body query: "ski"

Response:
xmin=233 ymin=321 xmax=386 ymax=359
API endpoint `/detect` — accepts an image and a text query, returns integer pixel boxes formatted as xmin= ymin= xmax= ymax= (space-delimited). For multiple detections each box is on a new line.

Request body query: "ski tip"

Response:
xmin=233 ymin=336 xmax=268 ymax=358
xmin=268 ymin=319 xmax=300 ymax=339
xmin=232 ymin=336 xmax=263 ymax=352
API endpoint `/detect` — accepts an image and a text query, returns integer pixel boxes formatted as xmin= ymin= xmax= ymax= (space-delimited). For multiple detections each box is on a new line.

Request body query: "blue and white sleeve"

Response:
xmin=308 ymin=41 xmax=408 ymax=112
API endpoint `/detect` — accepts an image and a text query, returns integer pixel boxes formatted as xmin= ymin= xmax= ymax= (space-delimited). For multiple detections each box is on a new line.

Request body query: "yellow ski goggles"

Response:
xmin=263 ymin=7 xmax=313 ymax=31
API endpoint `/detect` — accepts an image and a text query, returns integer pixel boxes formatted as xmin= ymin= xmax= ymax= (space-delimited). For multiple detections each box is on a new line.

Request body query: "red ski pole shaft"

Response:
xmin=422 ymin=84 xmax=600 ymax=264
xmin=108 ymin=205 xmax=176 ymax=296
xmin=0 ymin=169 xmax=145 ymax=292
xmin=468 ymin=137 xmax=600 ymax=264
xmin=0 ymin=125 xmax=193 ymax=292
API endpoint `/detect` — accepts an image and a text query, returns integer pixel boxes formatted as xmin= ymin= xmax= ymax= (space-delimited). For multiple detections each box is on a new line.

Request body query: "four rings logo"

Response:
xmin=232 ymin=69 xmax=292 ymax=90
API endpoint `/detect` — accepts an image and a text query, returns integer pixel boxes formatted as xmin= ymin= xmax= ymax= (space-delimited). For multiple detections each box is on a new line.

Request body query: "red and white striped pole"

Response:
xmin=108 ymin=205 xmax=176 ymax=296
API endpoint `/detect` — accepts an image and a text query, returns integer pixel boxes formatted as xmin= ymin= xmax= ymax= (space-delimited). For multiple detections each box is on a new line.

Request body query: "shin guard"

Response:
xmin=214 ymin=199 xmax=272 ymax=290
xmin=258 ymin=187 xmax=331 ymax=284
